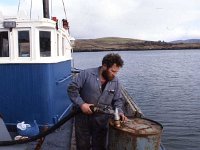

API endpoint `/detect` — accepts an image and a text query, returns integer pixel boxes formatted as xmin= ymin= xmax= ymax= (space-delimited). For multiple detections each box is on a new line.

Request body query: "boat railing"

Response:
xmin=121 ymin=85 xmax=143 ymax=118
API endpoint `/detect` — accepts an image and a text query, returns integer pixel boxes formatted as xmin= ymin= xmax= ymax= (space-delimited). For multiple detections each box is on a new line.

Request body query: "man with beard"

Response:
xmin=68 ymin=53 xmax=126 ymax=150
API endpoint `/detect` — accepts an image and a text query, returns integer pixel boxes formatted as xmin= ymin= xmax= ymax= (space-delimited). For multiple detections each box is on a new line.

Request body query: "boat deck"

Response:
xmin=0 ymin=117 xmax=74 ymax=150
xmin=0 ymin=117 xmax=27 ymax=150
xmin=0 ymin=86 xmax=165 ymax=150
xmin=27 ymin=119 xmax=74 ymax=150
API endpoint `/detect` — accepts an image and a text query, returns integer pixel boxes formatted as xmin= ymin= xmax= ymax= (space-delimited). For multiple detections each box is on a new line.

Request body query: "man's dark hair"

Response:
xmin=102 ymin=53 xmax=124 ymax=68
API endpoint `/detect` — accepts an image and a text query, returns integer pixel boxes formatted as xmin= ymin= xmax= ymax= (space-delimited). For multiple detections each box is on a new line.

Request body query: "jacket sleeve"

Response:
xmin=112 ymin=81 xmax=124 ymax=114
xmin=67 ymin=71 xmax=86 ymax=107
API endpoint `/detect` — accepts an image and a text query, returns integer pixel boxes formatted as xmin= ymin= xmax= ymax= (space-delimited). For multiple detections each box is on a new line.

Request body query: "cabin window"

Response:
xmin=18 ymin=31 xmax=30 ymax=57
xmin=40 ymin=31 xmax=51 ymax=57
xmin=0 ymin=31 xmax=9 ymax=57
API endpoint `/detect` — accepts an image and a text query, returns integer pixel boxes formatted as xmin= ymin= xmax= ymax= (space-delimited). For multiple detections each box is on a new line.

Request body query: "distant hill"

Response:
xmin=88 ymin=37 xmax=144 ymax=43
xmin=73 ymin=37 xmax=200 ymax=52
xmin=171 ymin=39 xmax=200 ymax=43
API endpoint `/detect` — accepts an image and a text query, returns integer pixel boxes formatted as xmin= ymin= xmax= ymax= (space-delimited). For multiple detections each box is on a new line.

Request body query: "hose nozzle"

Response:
xmin=114 ymin=108 xmax=121 ymax=127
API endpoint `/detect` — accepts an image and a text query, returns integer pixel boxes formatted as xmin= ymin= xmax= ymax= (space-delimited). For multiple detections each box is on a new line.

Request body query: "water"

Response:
xmin=72 ymin=50 xmax=200 ymax=150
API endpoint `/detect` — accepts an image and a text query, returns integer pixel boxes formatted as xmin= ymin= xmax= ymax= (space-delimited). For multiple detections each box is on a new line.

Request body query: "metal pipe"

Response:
xmin=43 ymin=0 xmax=50 ymax=18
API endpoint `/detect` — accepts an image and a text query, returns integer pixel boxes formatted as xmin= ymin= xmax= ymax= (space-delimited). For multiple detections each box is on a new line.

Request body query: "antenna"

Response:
xmin=17 ymin=0 xmax=21 ymax=15
xmin=30 ymin=0 xmax=32 ymax=19
xmin=51 ymin=0 xmax=53 ymax=18
xmin=62 ymin=0 xmax=67 ymax=20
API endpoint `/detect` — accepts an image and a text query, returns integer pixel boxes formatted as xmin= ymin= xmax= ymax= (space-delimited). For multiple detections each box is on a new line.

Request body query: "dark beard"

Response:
xmin=102 ymin=70 xmax=114 ymax=81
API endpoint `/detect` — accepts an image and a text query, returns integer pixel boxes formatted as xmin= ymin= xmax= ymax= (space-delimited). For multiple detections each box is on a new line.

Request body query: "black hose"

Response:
xmin=0 ymin=108 xmax=80 ymax=146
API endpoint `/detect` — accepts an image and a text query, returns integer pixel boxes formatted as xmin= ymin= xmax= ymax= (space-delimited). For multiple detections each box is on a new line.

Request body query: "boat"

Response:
xmin=0 ymin=0 xmax=75 ymax=149
xmin=0 ymin=0 xmax=165 ymax=149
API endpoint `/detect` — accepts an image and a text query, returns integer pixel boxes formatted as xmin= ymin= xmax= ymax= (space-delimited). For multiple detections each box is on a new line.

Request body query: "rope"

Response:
xmin=0 ymin=108 xmax=80 ymax=146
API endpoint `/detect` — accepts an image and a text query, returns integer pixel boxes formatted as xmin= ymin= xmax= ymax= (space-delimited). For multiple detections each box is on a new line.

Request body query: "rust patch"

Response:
xmin=109 ymin=117 xmax=162 ymax=137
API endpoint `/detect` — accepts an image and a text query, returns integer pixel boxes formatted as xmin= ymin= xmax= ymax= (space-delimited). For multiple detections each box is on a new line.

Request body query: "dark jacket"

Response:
xmin=68 ymin=67 xmax=123 ymax=113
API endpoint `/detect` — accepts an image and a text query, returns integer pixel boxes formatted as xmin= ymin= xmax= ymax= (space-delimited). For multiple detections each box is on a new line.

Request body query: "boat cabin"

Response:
xmin=0 ymin=18 xmax=73 ymax=63
xmin=0 ymin=16 xmax=74 ymax=127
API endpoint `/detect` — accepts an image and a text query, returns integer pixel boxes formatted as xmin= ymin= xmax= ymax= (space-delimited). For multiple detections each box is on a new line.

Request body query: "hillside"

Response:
xmin=171 ymin=39 xmax=200 ymax=43
xmin=73 ymin=37 xmax=200 ymax=52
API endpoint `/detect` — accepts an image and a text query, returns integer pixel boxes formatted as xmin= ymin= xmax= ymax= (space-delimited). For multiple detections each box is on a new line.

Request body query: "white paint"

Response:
xmin=0 ymin=17 xmax=73 ymax=64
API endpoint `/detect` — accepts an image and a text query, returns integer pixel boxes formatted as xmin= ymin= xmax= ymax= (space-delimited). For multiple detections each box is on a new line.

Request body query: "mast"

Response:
xmin=43 ymin=0 xmax=50 ymax=18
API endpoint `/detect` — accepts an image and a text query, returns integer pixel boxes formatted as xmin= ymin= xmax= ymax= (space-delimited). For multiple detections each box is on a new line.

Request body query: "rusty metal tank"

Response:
xmin=108 ymin=117 xmax=163 ymax=150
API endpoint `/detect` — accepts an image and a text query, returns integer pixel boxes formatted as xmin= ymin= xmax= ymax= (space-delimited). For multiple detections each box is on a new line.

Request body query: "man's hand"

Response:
xmin=80 ymin=103 xmax=94 ymax=115
xmin=119 ymin=113 xmax=128 ymax=122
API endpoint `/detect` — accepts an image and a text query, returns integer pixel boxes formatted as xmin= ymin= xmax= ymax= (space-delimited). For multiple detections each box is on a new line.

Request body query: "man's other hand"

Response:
xmin=80 ymin=103 xmax=94 ymax=115
xmin=119 ymin=113 xmax=128 ymax=122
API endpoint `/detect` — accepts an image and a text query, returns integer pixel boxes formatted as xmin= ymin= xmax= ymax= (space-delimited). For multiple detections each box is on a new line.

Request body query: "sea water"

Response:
xmin=72 ymin=49 xmax=200 ymax=150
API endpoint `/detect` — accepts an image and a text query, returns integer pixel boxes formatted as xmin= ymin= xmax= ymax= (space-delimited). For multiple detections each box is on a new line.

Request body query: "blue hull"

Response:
xmin=0 ymin=61 xmax=72 ymax=127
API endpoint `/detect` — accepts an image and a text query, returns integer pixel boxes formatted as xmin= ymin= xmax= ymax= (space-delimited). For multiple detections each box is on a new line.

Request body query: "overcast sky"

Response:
xmin=0 ymin=0 xmax=200 ymax=41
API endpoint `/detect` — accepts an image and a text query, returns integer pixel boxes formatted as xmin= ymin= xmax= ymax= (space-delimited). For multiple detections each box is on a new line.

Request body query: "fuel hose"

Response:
xmin=0 ymin=108 xmax=80 ymax=146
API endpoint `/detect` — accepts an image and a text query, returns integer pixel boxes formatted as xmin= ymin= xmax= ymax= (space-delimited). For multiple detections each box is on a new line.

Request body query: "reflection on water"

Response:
xmin=72 ymin=50 xmax=200 ymax=150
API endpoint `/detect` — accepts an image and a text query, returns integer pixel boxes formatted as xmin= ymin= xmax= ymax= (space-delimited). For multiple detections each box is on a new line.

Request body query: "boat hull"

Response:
xmin=0 ymin=60 xmax=72 ymax=127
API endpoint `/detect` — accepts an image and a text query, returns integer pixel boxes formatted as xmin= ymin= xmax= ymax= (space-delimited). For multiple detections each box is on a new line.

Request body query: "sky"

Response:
xmin=0 ymin=0 xmax=200 ymax=42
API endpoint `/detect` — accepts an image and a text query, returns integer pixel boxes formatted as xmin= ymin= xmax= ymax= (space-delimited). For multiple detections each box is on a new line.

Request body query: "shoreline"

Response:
xmin=73 ymin=47 xmax=200 ymax=52
xmin=73 ymin=37 xmax=200 ymax=52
